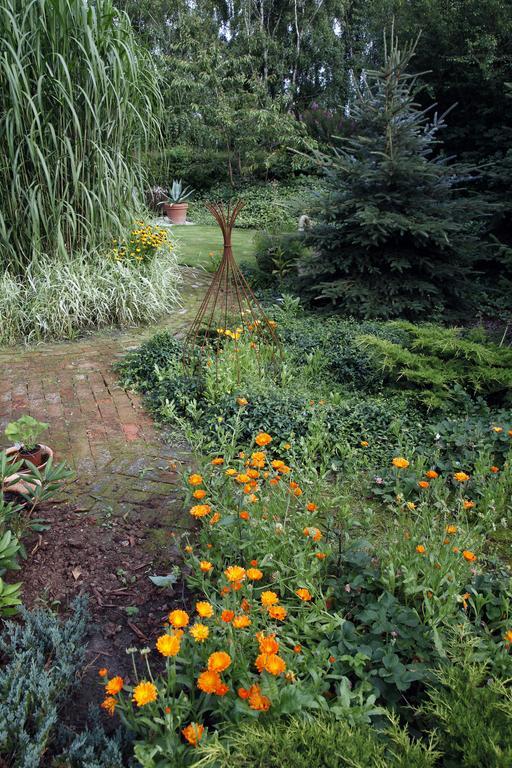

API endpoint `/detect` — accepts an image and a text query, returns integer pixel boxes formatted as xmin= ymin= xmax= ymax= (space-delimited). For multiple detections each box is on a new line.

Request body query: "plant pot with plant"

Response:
xmin=4 ymin=415 xmax=51 ymax=469
xmin=160 ymin=179 xmax=194 ymax=224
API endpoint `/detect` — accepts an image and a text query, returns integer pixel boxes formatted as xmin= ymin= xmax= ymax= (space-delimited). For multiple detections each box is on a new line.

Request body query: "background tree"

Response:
xmin=295 ymin=32 xmax=484 ymax=319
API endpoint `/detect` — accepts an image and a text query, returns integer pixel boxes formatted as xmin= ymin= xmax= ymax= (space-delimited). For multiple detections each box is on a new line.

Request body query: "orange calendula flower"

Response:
xmin=250 ymin=559 xmax=258 ymax=566
xmin=182 ymin=722 xmax=205 ymax=747
xmin=215 ymin=681 xmax=229 ymax=696
xmin=196 ymin=601 xmax=214 ymax=618
xmin=200 ymin=560 xmax=213 ymax=572
xmin=132 ymin=681 xmax=158 ymax=707
xmin=462 ymin=550 xmax=477 ymax=563
xmin=169 ymin=609 xmax=189 ymax=628
xmin=267 ymin=605 xmax=287 ymax=621
xmin=416 ymin=545 xmax=426 ymax=554
xmin=255 ymin=432 xmax=272 ymax=447
xmin=197 ymin=670 xmax=221 ymax=694
xmin=188 ymin=474 xmax=203 ymax=486
xmin=233 ymin=615 xmax=251 ymax=628
xmin=283 ymin=442 xmax=291 ymax=450
xmin=258 ymin=634 xmax=279 ymax=654
xmin=360 ymin=440 xmax=369 ymax=447
xmin=239 ymin=511 xmax=250 ymax=520
xmin=392 ymin=457 xmax=409 ymax=469
xmin=425 ymin=470 xmax=439 ymax=479
xmin=190 ymin=504 xmax=211 ymax=518
xmin=255 ymin=653 xmax=286 ymax=676
xmin=247 ymin=469 xmax=260 ymax=479
xmin=101 ymin=696 xmax=117 ymax=716
xmin=193 ymin=489 xmax=207 ymax=500
xmin=463 ymin=500 xmax=475 ymax=509
xmin=492 ymin=426 xmax=503 ymax=433
xmin=185 ymin=545 xmax=193 ymax=553
xmin=238 ymin=687 xmax=249 ymax=699
xmin=208 ymin=651 xmax=231 ymax=673
xmin=156 ymin=633 xmax=181 ymax=657
xmin=248 ymin=683 xmax=271 ymax=711
xmin=293 ymin=644 xmax=302 ymax=653
xmin=261 ymin=590 xmax=279 ymax=607
xmin=190 ymin=623 xmax=210 ymax=643
xmin=105 ymin=676 xmax=124 ymax=695
xmin=225 ymin=468 xmax=237 ymax=476
xmin=453 ymin=546 xmax=460 ymax=554
xmin=241 ymin=598 xmax=251 ymax=612
xmin=224 ymin=565 xmax=246 ymax=583
xmin=98 ymin=668 xmax=108 ymax=677
xmin=490 ymin=466 xmax=500 ymax=473
xmin=446 ymin=524 xmax=458 ymax=534
xmin=504 ymin=630 xmax=512 ymax=644
xmin=236 ymin=473 xmax=251 ymax=484
xmin=221 ymin=610 xmax=234 ymax=623
xmin=315 ymin=552 xmax=327 ymax=560
xmin=296 ymin=588 xmax=312 ymax=601
xmin=509 ymin=430 xmax=512 ymax=437
xmin=454 ymin=472 xmax=470 ymax=482
xmin=418 ymin=480 xmax=429 ymax=489
xmin=209 ymin=512 xmax=221 ymax=525
xmin=247 ymin=567 xmax=263 ymax=580
xmin=211 ymin=457 xmax=224 ymax=465
xmin=306 ymin=502 xmax=318 ymax=512
xmin=237 ymin=397 xmax=248 ymax=406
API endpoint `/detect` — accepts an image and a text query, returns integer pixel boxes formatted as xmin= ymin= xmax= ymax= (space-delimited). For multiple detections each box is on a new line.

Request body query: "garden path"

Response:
xmin=0 ymin=266 xmax=210 ymax=518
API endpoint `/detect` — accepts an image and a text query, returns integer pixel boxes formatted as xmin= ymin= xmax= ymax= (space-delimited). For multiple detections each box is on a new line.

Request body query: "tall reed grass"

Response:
xmin=0 ymin=0 xmax=161 ymax=273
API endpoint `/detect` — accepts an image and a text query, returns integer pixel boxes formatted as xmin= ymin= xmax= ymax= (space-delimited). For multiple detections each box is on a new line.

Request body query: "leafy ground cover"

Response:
xmin=106 ymin=298 xmax=512 ymax=766
xmin=174 ymin=225 xmax=257 ymax=271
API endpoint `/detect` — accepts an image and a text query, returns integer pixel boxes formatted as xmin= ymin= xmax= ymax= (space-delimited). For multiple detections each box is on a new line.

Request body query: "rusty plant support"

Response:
xmin=183 ymin=200 xmax=282 ymax=375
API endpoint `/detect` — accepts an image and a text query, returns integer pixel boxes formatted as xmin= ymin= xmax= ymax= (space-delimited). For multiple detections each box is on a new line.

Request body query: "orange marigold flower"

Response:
xmin=101 ymin=696 xmax=117 ymax=716
xmin=492 ymin=426 xmax=503 ymax=433
xmin=105 ymin=676 xmax=124 ymax=695
xmin=247 ymin=567 xmax=263 ymax=580
xmin=197 ymin=670 xmax=221 ymax=694
xmin=98 ymin=668 xmax=107 ymax=677
xmin=258 ymin=635 xmax=279 ymax=654
xmin=454 ymin=471 xmax=470 ymax=482
xmin=215 ymin=681 xmax=229 ymax=696
xmin=250 ymin=559 xmax=258 ymax=566
xmin=237 ymin=397 xmax=248 ymax=406
xmin=190 ymin=623 xmax=209 ymax=643
xmin=462 ymin=550 xmax=477 ymax=563
xmin=239 ymin=511 xmax=250 ymax=520
xmin=463 ymin=500 xmax=475 ymax=509
xmin=504 ymin=630 xmax=512 ymax=644
xmin=185 ymin=545 xmax=193 ymax=553
xmin=225 ymin=468 xmax=237 ymax=476
xmin=443 ymin=538 xmax=450 ymax=545
xmin=224 ymin=565 xmax=246 ymax=583
xmin=236 ymin=473 xmax=251 ymax=484
xmin=238 ymin=687 xmax=249 ymax=699
xmin=267 ymin=605 xmax=287 ymax=621
xmin=209 ymin=512 xmax=221 ymax=525
xmin=200 ymin=560 xmax=213 ymax=572
xmin=196 ymin=601 xmax=214 ymax=618
xmin=221 ymin=610 xmax=235 ymax=623
xmin=233 ymin=615 xmax=251 ymax=629
xmin=425 ymin=470 xmax=439 ymax=479
xmin=247 ymin=469 xmax=260 ymax=479
xmin=418 ymin=480 xmax=429 ymax=489
xmin=306 ymin=502 xmax=318 ymax=512
xmin=490 ymin=466 xmax=500 ymax=473
xmin=296 ymin=588 xmax=312 ymax=602
xmin=328 ymin=655 xmax=336 ymax=663
xmin=248 ymin=683 xmax=271 ymax=711
xmin=255 ymin=432 xmax=272 ymax=447
xmin=269 ymin=477 xmax=280 ymax=486
xmin=220 ymin=586 xmax=230 ymax=595
xmin=261 ymin=590 xmax=279 ymax=607
xmin=132 ymin=681 xmax=158 ymax=707
xmin=188 ymin=474 xmax=203 ymax=486
xmin=193 ymin=489 xmax=207 ymax=500
xmin=156 ymin=633 xmax=181 ymax=657
xmin=416 ymin=544 xmax=426 ymax=554
xmin=360 ymin=440 xmax=369 ymax=447
xmin=315 ymin=552 xmax=327 ymax=560
xmin=392 ymin=457 xmax=409 ymax=469
xmin=190 ymin=504 xmax=211 ymax=518
xmin=241 ymin=598 xmax=251 ymax=612
xmin=182 ymin=722 xmax=205 ymax=747
xmin=453 ymin=546 xmax=460 ymax=554
xmin=293 ymin=644 xmax=302 ymax=653
xmin=208 ymin=651 xmax=231 ymax=673
xmin=446 ymin=524 xmax=458 ymax=534
xmin=255 ymin=652 xmax=286 ymax=675
xmin=169 ymin=609 xmax=189 ymax=628
xmin=509 ymin=429 xmax=512 ymax=437
xmin=211 ymin=457 xmax=224 ymax=465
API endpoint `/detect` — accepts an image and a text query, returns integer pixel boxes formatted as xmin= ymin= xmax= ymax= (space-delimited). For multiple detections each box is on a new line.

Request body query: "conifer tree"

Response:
xmin=297 ymin=31 xmax=484 ymax=319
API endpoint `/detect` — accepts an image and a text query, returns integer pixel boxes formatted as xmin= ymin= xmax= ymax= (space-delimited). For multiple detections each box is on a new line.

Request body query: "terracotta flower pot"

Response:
xmin=163 ymin=202 xmax=189 ymax=224
xmin=10 ymin=444 xmax=45 ymax=468
xmin=2 ymin=445 xmax=53 ymax=497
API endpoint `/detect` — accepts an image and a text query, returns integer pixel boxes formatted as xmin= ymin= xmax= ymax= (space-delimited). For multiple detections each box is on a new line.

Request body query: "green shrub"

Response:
xmin=253 ymin=231 xmax=310 ymax=285
xmin=0 ymin=249 xmax=181 ymax=345
xmin=420 ymin=655 xmax=512 ymax=767
xmin=194 ymin=716 xmax=438 ymax=767
xmin=0 ymin=597 xmax=89 ymax=767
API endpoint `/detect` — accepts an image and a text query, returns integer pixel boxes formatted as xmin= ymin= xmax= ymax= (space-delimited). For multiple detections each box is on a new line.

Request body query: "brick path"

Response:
xmin=0 ymin=267 xmax=210 ymax=519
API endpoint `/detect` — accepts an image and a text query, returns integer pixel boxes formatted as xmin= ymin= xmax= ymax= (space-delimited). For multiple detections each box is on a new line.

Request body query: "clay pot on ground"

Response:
xmin=163 ymin=202 xmax=189 ymax=224
xmin=5 ymin=444 xmax=53 ymax=471
xmin=2 ymin=445 xmax=53 ymax=497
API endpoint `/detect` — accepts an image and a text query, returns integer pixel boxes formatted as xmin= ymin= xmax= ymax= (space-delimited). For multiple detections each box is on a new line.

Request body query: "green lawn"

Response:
xmin=172 ymin=225 xmax=258 ymax=270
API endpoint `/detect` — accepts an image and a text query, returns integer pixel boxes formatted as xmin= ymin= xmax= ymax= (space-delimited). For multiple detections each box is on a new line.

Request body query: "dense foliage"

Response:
xmin=0 ymin=0 xmax=160 ymax=273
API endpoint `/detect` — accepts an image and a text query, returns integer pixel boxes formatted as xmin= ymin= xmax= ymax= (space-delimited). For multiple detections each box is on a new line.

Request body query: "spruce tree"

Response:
xmin=297 ymin=31 xmax=484 ymax=319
